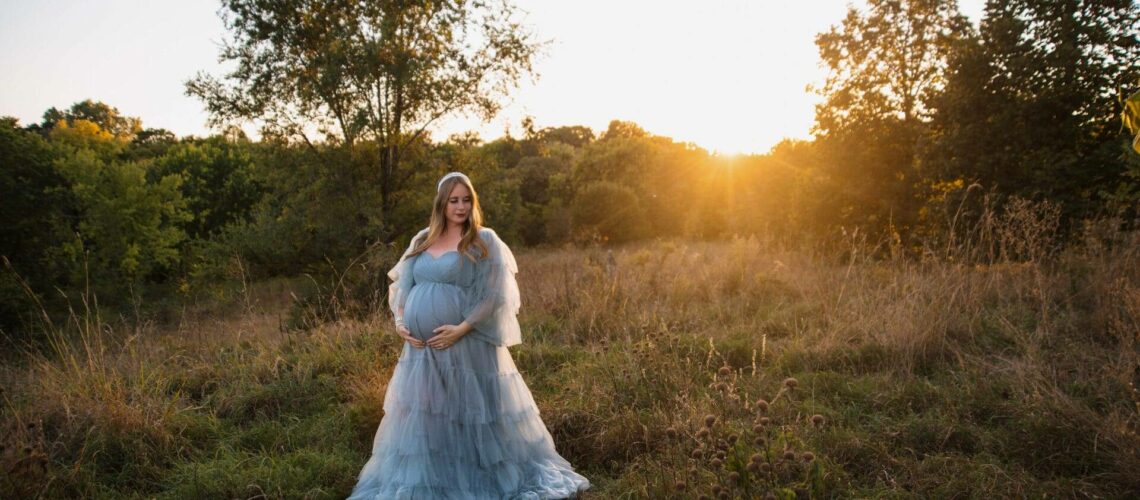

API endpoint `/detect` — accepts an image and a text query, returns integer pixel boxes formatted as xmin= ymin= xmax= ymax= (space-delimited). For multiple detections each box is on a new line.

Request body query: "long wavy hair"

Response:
xmin=408 ymin=174 xmax=489 ymax=261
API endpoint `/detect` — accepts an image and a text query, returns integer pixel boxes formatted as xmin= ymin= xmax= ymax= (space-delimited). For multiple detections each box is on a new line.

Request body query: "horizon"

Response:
xmin=1 ymin=0 xmax=985 ymax=155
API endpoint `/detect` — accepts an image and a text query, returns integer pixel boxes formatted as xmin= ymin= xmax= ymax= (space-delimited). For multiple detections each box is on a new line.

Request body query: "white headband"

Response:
xmin=437 ymin=172 xmax=471 ymax=192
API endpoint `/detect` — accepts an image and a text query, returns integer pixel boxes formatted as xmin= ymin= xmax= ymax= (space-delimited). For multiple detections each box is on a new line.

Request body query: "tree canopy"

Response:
xmin=186 ymin=0 xmax=541 ymax=226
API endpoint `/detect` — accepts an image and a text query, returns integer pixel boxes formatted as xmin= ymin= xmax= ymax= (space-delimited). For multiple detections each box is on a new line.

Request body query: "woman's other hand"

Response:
xmin=396 ymin=324 xmax=425 ymax=348
xmin=428 ymin=322 xmax=471 ymax=349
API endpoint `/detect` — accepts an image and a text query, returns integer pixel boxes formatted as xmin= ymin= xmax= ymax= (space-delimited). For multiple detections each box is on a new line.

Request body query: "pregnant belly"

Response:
xmin=405 ymin=283 xmax=465 ymax=341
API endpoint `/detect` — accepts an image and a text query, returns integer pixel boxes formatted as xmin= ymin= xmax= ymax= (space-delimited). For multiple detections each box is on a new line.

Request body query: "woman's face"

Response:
xmin=445 ymin=182 xmax=472 ymax=228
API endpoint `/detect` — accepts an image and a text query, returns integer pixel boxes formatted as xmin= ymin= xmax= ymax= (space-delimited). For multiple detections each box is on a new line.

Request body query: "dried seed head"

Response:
xmin=728 ymin=471 xmax=740 ymax=482
xmin=752 ymin=435 xmax=766 ymax=447
xmin=711 ymin=458 xmax=723 ymax=468
xmin=712 ymin=485 xmax=723 ymax=494
xmin=783 ymin=377 xmax=798 ymax=389
xmin=697 ymin=428 xmax=710 ymax=439
xmin=716 ymin=450 xmax=726 ymax=460
xmin=718 ymin=366 xmax=731 ymax=377
xmin=675 ymin=481 xmax=687 ymax=491
xmin=23 ymin=446 xmax=32 ymax=455
xmin=759 ymin=417 xmax=771 ymax=426
xmin=764 ymin=492 xmax=777 ymax=500
xmin=666 ymin=427 xmax=678 ymax=439
xmin=727 ymin=434 xmax=738 ymax=445
xmin=752 ymin=424 xmax=764 ymax=434
xmin=811 ymin=414 xmax=825 ymax=427
xmin=689 ymin=466 xmax=698 ymax=476
xmin=802 ymin=451 xmax=815 ymax=462
xmin=718 ymin=492 xmax=730 ymax=500
xmin=755 ymin=399 xmax=770 ymax=412
xmin=691 ymin=448 xmax=704 ymax=459
xmin=750 ymin=453 xmax=763 ymax=464
xmin=704 ymin=415 xmax=717 ymax=428
xmin=783 ymin=450 xmax=796 ymax=461
xmin=760 ymin=463 xmax=771 ymax=473
xmin=715 ymin=382 xmax=728 ymax=392
xmin=699 ymin=495 xmax=711 ymax=500
xmin=746 ymin=461 xmax=759 ymax=473
xmin=26 ymin=422 xmax=35 ymax=429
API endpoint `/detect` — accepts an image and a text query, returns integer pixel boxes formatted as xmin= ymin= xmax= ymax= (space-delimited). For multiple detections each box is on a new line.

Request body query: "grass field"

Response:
xmin=2 ymin=223 xmax=1138 ymax=498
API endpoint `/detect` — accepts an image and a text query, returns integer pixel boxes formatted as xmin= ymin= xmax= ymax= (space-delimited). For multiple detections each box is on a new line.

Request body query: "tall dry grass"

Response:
xmin=2 ymin=198 xmax=1138 ymax=498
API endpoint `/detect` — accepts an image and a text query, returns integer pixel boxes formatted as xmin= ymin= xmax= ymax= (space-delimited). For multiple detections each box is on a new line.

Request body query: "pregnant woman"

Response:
xmin=348 ymin=172 xmax=589 ymax=499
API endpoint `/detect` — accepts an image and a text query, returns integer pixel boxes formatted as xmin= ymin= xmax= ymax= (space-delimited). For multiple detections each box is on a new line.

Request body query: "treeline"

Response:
xmin=3 ymin=0 xmax=1139 ymax=338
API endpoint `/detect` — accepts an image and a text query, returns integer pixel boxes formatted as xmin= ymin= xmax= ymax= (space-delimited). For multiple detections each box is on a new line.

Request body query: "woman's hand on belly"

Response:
xmin=396 ymin=324 xmax=426 ymax=348
xmin=427 ymin=321 xmax=472 ymax=349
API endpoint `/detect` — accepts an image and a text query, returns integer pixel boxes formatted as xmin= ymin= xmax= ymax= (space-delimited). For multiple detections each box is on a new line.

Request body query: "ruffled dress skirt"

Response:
xmin=349 ymin=253 xmax=589 ymax=499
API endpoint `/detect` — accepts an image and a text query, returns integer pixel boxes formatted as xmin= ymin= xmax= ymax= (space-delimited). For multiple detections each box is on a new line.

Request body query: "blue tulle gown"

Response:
xmin=348 ymin=228 xmax=589 ymax=499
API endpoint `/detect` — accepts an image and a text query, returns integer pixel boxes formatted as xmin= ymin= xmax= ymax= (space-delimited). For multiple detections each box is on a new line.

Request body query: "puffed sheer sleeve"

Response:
xmin=462 ymin=228 xmax=523 ymax=347
xmin=388 ymin=228 xmax=428 ymax=325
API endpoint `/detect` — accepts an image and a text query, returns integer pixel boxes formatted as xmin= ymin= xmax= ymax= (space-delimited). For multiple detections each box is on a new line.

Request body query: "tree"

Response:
xmin=813 ymin=0 xmax=971 ymax=232
xmin=925 ymin=0 xmax=1140 ymax=216
xmin=150 ymin=138 xmax=263 ymax=240
xmin=40 ymin=99 xmax=141 ymax=140
xmin=187 ymin=0 xmax=541 ymax=235
xmin=0 ymin=118 xmax=74 ymax=333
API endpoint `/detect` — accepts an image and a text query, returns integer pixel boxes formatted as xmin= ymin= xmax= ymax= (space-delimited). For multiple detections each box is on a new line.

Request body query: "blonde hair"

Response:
xmin=408 ymin=174 xmax=489 ymax=261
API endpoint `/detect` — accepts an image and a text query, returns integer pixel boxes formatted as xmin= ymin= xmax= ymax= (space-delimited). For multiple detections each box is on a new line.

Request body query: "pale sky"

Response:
xmin=1 ymin=0 xmax=985 ymax=154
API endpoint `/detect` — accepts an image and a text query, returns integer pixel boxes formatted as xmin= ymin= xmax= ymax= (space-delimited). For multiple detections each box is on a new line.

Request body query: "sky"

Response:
xmin=0 ymin=0 xmax=986 ymax=154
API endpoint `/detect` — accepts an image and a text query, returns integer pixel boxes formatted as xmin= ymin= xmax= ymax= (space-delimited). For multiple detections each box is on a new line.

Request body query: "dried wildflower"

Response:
xmin=26 ymin=422 xmax=35 ymax=429
xmin=675 ymin=481 xmax=687 ymax=491
xmin=752 ymin=435 xmax=766 ymax=447
xmin=750 ymin=453 xmax=763 ymax=464
xmin=697 ymin=428 xmax=710 ymax=439
xmin=811 ymin=414 xmax=825 ymax=427
xmin=763 ymin=492 xmax=777 ymax=500
xmin=783 ymin=450 xmax=795 ymax=460
xmin=691 ymin=448 xmax=704 ymax=459
xmin=759 ymin=417 xmax=771 ymax=426
xmin=704 ymin=415 xmax=717 ymax=428
xmin=718 ymin=491 xmax=730 ymax=500
xmin=728 ymin=471 xmax=740 ymax=483
xmin=727 ymin=434 xmax=738 ymax=445
xmin=752 ymin=423 xmax=764 ymax=434
xmin=716 ymin=450 xmax=726 ymax=460
xmin=746 ymin=461 xmax=759 ymax=473
xmin=711 ymin=458 xmax=723 ymax=468
xmin=715 ymin=382 xmax=728 ymax=392
xmin=689 ymin=466 xmax=698 ymax=476
xmin=755 ymin=398 xmax=769 ymax=412
xmin=23 ymin=446 xmax=32 ymax=455
xmin=718 ymin=366 xmax=732 ymax=377
xmin=802 ymin=451 xmax=815 ymax=462
xmin=760 ymin=463 xmax=771 ymax=473
xmin=712 ymin=485 xmax=722 ymax=495
xmin=783 ymin=377 xmax=798 ymax=389
xmin=666 ymin=427 xmax=678 ymax=439
xmin=698 ymin=495 xmax=711 ymax=500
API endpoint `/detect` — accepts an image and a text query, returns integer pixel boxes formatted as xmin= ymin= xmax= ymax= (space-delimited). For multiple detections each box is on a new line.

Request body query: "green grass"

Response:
xmin=2 ymin=233 xmax=1139 ymax=498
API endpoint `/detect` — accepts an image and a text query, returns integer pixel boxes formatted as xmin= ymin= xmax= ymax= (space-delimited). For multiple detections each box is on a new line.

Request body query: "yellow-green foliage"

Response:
xmin=2 ymin=221 xmax=1138 ymax=498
